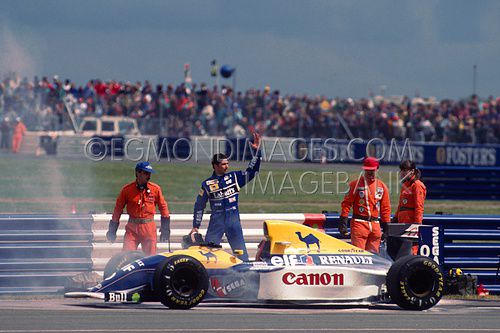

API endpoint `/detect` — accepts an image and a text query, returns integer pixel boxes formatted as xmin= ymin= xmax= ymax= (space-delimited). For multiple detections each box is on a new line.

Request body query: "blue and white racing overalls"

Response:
xmin=193 ymin=151 xmax=261 ymax=261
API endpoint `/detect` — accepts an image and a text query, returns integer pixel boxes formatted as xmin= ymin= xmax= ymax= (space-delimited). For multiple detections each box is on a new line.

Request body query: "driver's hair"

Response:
xmin=212 ymin=153 xmax=228 ymax=167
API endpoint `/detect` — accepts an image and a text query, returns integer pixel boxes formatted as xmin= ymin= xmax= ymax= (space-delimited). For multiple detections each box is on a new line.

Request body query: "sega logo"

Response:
xmin=282 ymin=272 xmax=344 ymax=286
xmin=210 ymin=277 xmax=246 ymax=297
xmin=420 ymin=226 xmax=440 ymax=264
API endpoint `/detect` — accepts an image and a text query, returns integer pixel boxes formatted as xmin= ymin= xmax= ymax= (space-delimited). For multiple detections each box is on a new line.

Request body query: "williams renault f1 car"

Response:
xmin=65 ymin=220 xmax=444 ymax=310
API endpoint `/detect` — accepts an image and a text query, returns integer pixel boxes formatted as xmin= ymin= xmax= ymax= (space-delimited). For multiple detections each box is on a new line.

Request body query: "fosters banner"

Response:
xmin=296 ymin=139 xmax=500 ymax=167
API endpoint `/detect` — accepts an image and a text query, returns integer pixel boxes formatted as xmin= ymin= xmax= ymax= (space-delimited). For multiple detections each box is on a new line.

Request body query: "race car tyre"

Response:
xmin=103 ymin=251 xmax=144 ymax=279
xmin=386 ymin=255 xmax=444 ymax=310
xmin=153 ymin=255 xmax=208 ymax=309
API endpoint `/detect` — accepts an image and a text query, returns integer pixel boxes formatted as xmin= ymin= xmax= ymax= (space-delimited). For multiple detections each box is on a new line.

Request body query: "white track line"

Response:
xmin=1 ymin=329 xmax=500 ymax=332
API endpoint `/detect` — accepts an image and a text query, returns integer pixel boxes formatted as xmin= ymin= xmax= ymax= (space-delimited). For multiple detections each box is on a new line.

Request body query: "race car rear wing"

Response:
xmin=385 ymin=223 xmax=443 ymax=264
xmin=319 ymin=219 xmax=444 ymax=265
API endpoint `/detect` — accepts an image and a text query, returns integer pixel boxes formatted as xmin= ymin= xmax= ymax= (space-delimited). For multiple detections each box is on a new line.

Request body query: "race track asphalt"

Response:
xmin=0 ymin=298 xmax=499 ymax=333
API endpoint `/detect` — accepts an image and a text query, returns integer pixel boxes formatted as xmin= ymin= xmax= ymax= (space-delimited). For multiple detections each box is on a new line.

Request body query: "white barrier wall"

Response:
xmin=91 ymin=213 xmax=309 ymax=271
xmin=27 ymin=133 xmax=297 ymax=162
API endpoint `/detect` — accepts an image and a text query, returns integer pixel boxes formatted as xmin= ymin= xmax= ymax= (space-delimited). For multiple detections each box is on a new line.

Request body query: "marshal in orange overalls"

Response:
xmin=341 ymin=175 xmax=391 ymax=253
xmin=112 ymin=181 xmax=170 ymax=255
xmin=394 ymin=177 xmax=426 ymax=224
xmin=12 ymin=119 xmax=27 ymax=153
xmin=394 ymin=175 xmax=426 ymax=254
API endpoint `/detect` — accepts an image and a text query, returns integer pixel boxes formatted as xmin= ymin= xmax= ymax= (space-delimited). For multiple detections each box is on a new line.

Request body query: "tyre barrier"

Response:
xmin=0 ymin=213 xmax=498 ymax=295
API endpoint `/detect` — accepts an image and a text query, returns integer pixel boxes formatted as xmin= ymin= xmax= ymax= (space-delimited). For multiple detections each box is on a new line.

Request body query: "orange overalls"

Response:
xmin=11 ymin=121 xmax=27 ymax=153
xmin=341 ymin=176 xmax=391 ymax=253
xmin=394 ymin=177 xmax=426 ymax=254
xmin=112 ymin=181 xmax=170 ymax=255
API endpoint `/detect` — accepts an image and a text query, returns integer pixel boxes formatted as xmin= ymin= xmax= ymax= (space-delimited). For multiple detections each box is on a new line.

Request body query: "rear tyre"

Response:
xmin=103 ymin=251 xmax=144 ymax=279
xmin=386 ymin=255 xmax=444 ymax=310
xmin=154 ymin=255 xmax=208 ymax=309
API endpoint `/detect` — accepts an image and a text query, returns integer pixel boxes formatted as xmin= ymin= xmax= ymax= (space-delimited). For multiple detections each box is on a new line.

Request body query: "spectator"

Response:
xmin=0 ymin=117 xmax=11 ymax=150
xmin=0 ymin=72 xmax=498 ymax=143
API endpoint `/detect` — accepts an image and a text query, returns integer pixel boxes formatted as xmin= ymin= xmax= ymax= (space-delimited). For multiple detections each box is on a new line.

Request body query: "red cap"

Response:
xmin=363 ymin=157 xmax=379 ymax=170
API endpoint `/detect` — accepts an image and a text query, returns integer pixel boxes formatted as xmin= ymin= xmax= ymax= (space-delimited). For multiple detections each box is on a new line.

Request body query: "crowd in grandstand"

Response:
xmin=0 ymin=73 xmax=499 ymax=145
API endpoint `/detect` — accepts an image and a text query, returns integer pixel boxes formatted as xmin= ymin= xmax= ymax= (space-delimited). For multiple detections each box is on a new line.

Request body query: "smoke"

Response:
xmin=0 ymin=22 xmax=37 ymax=78
xmin=44 ymin=159 xmax=66 ymax=212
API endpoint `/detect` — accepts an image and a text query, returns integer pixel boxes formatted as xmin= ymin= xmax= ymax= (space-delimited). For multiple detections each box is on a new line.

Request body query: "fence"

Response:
xmin=0 ymin=213 xmax=498 ymax=295
xmin=420 ymin=166 xmax=500 ymax=200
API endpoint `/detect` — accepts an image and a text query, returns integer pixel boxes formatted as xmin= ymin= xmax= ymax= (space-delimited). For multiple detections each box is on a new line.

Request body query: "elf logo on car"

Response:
xmin=419 ymin=226 xmax=440 ymax=264
xmin=282 ymin=272 xmax=344 ymax=286
xmin=271 ymin=255 xmax=312 ymax=266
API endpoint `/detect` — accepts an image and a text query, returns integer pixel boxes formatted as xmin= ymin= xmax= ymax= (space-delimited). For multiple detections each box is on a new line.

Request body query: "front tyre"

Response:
xmin=386 ymin=255 xmax=444 ymax=310
xmin=154 ymin=255 xmax=208 ymax=309
xmin=103 ymin=251 xmax=145 ymax=279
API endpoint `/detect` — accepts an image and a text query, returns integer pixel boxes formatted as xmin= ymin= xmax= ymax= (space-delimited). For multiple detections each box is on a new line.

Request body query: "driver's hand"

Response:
xmin=381 ymin=222 xmax=389 ymax=242
xmin=251 ymin=131 xmax=261 ymax=150
xmin=338 ymin=216 xmax=350 ymax=239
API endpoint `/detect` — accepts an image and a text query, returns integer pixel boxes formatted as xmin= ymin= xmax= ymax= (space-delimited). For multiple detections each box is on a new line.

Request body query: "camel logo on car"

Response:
xmin=295 ymin=232 xmax=320 ymax=252
xmin=282 ymin=272 xmax=344 ymax=286
xmin=198 ymin=251 xmax=217 ymax=263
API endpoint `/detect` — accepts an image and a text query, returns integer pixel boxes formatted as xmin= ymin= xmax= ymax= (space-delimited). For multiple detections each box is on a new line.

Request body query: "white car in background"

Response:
xmin=79 ymin=116 xmax=140 ymax=136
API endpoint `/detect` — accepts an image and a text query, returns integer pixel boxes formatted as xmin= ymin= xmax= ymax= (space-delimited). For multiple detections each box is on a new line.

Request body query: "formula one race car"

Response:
xmin=65 ymin=220 xmax=444 ymax=310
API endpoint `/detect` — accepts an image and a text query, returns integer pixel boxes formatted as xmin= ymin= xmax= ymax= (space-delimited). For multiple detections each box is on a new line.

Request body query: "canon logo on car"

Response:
xmin=282 ymin=272 xmax=344 ymax=286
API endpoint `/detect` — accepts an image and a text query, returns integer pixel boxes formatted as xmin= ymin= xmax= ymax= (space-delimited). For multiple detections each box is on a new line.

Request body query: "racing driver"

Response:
xmin=191 ymin=132 xmax=262 ymax=261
